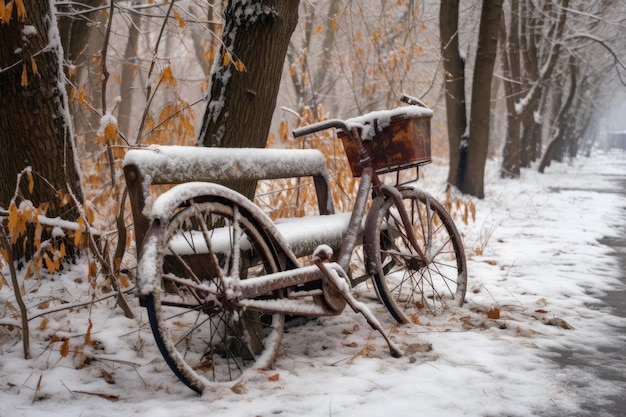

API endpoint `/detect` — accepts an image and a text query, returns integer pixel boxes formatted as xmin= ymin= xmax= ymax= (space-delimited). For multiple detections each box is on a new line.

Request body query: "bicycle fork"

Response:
xmin=379 ymin=184 xmax=428 ymax=262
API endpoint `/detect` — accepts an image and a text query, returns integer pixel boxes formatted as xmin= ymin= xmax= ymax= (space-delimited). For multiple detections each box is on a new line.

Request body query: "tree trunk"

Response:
xmin=529 ymin=91 xmax=547 ymax=163
xmin=501 ymin=0 xmax=569 ymax=178
xmin=460 ymin=0 xmax=503 ymax=198
xmin=197 ymin=0 xmax=300 ymax=199
xmin=538 ymin=56 xmax=576 ymax=173
xmin=499 ymin=1 xmax=522 ymax=178
xmin=0 ymin=1 xmax=84 ymax=260
xmin=57 ymin=0 xmax=107 ymax=154
xmin=118 ymin=7 xmax=141 ymax=138
xmin=288 ymin=0 xmax=341 ymax=111
xmin=439 ymin=0 xmax=467 ymax=189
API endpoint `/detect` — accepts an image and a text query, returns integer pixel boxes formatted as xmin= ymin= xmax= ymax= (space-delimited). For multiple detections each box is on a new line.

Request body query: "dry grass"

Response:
xmin=256 ymin=108 xmax=360 ymax=219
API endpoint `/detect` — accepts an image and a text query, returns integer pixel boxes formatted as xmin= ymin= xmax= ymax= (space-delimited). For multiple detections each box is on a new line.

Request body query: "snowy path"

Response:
xmin=543 ymin=168 xmax=626 ymax=417
xmin=1 ymin=152 xmax=625 ymax=417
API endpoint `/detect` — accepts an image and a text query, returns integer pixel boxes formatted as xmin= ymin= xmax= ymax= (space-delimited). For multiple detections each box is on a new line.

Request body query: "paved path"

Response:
xmin=549 ymin=171 xmax=626 ymax=416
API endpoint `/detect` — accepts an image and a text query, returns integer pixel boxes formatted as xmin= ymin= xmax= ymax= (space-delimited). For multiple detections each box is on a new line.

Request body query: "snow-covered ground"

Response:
xmin=1 ymin=151 xmax=625 ymax=417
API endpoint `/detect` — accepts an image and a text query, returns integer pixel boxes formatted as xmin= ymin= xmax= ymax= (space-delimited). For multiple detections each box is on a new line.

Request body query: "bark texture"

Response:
xmin=198 ymin=0 xmax=299 ymax=149
xmin=0 ymin=0 xmax=84 ymax=259
xmin=439 ymin=0 xmax=467 ymax=189
xmin=197 ymin=0 xmax=300 ymax=199
xmin=461 ymin=0 xmax=503 ymax=198
xmin=440 ymin=0 xmax=502 ymax=198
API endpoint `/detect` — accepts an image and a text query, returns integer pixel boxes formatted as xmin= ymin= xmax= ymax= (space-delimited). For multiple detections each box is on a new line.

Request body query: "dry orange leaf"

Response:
xmin=26 ymin=170 xmax=34 ymax=193
xmin=268 ymin=373 xmax=280 ymax=382
xmin=1 ymin=1 xmax=13 ymax=25
xmin=85 ymin=320 xmax=93 ymax=345
xmin=119 ymin=274 xmax=130 ymax=288
xmin=230 ymin=380 xmax=246 ymax=394
xmin=223 ymin=51 xmax=231 ymax=67
xmin=21 ymin=64 xmax=28 ymax=87
xmin=15 ymin=0 xmax=26 ymax=20
xmin=234 ymin=59 xmax=246 ymax=72
xmin=60 ymin=339 xmax=70 ymax=357
xmin=30 ymin=56 xmax=38 ymax=76
xmin=44 ymin=254 xmax=55 ymax=274
xmin=7 ymin=203 xmax=25 ymax=244
xmin=38 ymin=317 xmax=49 ymax=330
xmin=0 ymin=248 xmax=8 ymax=266
xmin=486 ymin=308 xmax=500 ymax=320
xmin=161 ymin=66 xmax=177 ymax=88
xmin=104 ymin=121 xmax=117 ymax=141
xmin=173 ymin=10 xmax=185 ymax=28
xmin=88 ymin=260 xmax=97 ymax=280
xmin=77 ymin=84 xmax=87 ymax=106
xmin=74 ymin=226 xmax=83 ymax=247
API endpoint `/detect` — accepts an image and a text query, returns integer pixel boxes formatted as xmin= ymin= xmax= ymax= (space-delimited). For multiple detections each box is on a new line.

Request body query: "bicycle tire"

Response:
xmin=365 ymin=187 xmax=467 ymax=323
xmin=141 ymin=195 xmax=285 ymax=393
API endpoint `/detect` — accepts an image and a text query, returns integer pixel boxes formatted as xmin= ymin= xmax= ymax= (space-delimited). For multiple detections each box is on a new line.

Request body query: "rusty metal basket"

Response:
xmin=338 ymin=111 xmax=432 ymax=177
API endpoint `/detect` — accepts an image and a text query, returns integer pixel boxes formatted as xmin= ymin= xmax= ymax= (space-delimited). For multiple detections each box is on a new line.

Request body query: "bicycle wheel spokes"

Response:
xmin=145 ymin=199 xmax=284 ymax=393
xmin=372 ymin=188 xmax=467 ymax=323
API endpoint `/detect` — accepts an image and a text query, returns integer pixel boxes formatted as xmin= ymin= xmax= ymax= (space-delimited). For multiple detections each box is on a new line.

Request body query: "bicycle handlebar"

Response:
xmin=400 ymin=93 xmax=427 ymax=107
xmin=292 ymin=93 xmax=427 ymax=138
xmin=292 ymin=119 xmax=351 ymax=138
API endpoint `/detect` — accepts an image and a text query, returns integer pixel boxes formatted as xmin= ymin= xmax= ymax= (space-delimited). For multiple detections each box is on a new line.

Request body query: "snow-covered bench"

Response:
xmin=123 ymin=145 xmax=350 ymax=260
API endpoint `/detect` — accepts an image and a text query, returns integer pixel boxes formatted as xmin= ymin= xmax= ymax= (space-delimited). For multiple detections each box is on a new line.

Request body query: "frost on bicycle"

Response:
xmin=123 ymin=100 xmax=466 ymax=393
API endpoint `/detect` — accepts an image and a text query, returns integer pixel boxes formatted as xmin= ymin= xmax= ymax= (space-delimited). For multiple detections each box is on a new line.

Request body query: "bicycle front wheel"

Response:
xmin=366 ymin=187 xmax=467 ymax=323
xmin=141 ymin=196 xmax=284 ymax=393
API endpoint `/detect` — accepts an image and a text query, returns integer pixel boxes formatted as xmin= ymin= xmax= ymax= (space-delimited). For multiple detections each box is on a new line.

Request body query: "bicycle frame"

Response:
xmin=213 ymin=122 xmax=428 ymax=312
xmin=130 ymin=95 xmax=467 ymax=391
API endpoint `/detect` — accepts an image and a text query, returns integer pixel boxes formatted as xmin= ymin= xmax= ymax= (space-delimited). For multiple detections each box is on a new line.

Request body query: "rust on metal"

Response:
xmin=339 ymin=113 xmax=432 ymax=177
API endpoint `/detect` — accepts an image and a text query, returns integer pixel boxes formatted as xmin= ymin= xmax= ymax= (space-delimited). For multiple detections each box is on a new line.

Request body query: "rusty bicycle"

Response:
xmin=123 ymin=94 xmax=467 ymax=393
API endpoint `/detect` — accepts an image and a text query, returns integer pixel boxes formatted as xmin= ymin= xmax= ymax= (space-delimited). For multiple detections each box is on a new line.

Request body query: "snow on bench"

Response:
xmin=166 ymin=212 xmax=352 ymax=261
xmin=123 ymin=145 xmax=339 ymax=257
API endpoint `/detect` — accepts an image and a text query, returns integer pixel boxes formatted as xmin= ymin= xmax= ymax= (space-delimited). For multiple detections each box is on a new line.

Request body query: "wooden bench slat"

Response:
xmin=123 ymin=145 xmax=330 ymax=184
xmin=123 ymin=145 xmax=336 ymax=253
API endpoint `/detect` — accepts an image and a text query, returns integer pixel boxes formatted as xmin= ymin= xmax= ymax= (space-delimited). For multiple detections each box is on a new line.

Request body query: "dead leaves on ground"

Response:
xmin=348 ymin=342 xmax=381 ymax=364
xmin=540 ymin=317 xmax=575 ymax=330
xmin=457 ymin=305 xmax=574 ymax=332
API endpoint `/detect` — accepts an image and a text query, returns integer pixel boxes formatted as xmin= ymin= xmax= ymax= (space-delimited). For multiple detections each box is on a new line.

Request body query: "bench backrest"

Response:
xmin=123 ymin=145 xmax=334 ymax=249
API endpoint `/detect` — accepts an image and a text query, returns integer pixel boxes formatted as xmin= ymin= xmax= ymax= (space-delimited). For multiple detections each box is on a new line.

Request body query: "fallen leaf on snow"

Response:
xmin=404 ymin=343 xmax=433 ymax=355
xmin=543 ymin=317 xmax=574 ymax=330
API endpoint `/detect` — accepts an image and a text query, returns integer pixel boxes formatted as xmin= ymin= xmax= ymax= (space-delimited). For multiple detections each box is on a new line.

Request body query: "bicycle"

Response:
xmin=126 ymin=94 xmax=467 ymax=393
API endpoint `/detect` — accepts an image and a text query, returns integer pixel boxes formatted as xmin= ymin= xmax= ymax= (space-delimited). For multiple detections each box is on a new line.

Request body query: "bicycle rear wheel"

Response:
xmin=366 ymin=187 xmax=467 ymax=323
xmin=141 ymin=196 xmax=284 ymax=393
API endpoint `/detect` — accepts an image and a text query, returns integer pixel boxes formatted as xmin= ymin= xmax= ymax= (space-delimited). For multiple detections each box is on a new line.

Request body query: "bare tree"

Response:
xmin=534 ymin=0 xmax=626 ymax=170
xmin=197 ymin=0 xmax=300 ymax=198
xmin=440 ymin=0 xmax=503 ymax=198
xmin=286 ymin=0 xmax=342 ymax=112
xmin=439 ymin=0 xmax=467 ymax=189
xmin=57 ymin=0 xmax=107 ymax=152
xmin=0 ymin=0 xmax=84 ymax=260
xmin=538 ymin=56 xmax=577 ymax=173
xmin=500 ymin=0 xmax=569 ymax=178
